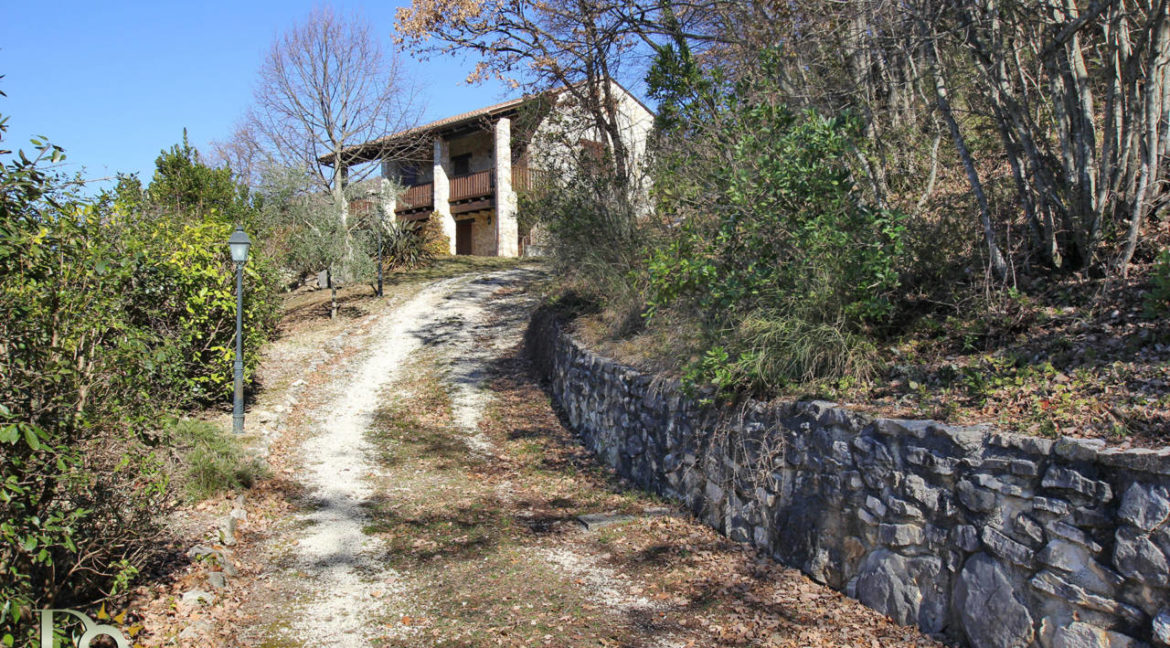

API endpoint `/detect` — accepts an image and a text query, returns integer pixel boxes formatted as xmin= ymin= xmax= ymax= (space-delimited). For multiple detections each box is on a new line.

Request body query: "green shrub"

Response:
xmin=169 ymin=419 xmax=268 ymax=501
xmin=0 ymin=124 xmax=278 ymax=642
xmin=1145 ymin=247 xmax=1170 ymax=318
xmin=119 ymin=214 xmax=280 ymax=402
xmin=115 ymin=137 xmax=281 ymax=402
xmin=1 ymin=149 xmax=169 ymax=642
xmin=646 ymin=44 xmax=904 ymax=391
xmin=381 ymin=217 xmax=433 ymax=270
xmin=147 ymin=133 xmax=254 ymax=225
xmin=528 ymin=151 xmax=651 ymax=338
xmin=421 ymin=211 xmax=451 ymax=257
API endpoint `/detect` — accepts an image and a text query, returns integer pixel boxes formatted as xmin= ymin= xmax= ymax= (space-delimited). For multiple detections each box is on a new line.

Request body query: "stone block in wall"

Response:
xmin=1037 ymin=540 xmax=1127 ymax=614
xmin=902 ymin=474 xmax=945 ymax=517
xmin=843 ymin=470 xmax=864 ymax=491
xmin=1046 ymin=520 xmax=1104 ymax=553
xmin=854 ymin=436 xmax=897 ymax=488
xmin=981 ymin=526 xmax=1035 ymax=567
xmin=1076 ymin=508 xmax=1119 ymax=530
xmin=970 ymin=472 xmax=1031 ymax=498
xmin=990 ymin=432 xmax=1055 ymax=456
xmin=1152 ymin=609 xmax=1170 ymax=646
xmin=906 ymin=445 xmax=960 ymax=477
xmin=1113 ymin=526 xmax=1170 ymax=588
xmin=773 ymin=495 xmax=850 ymax=587
xmin=938 ymin=424 xmax=989 ymax=457
xmin=1010 ymin=458 xmax=1044 ymax=477
xmin=1041 ymin=465 xmax=1113 ymax=503
xmin=1016 ymin=513 xmax=1046 ymax=546
xmin=1097 ymin=446 xmax=1170 ymax=475
xmin=1035 ymin=496 xmax=1073 ymax=516
xmin=1041 ymin=620 xmax=1141 ymax=648
xmin=954 ymin=553 xmax=1035 ymax=648
xmin=879 ymin=523 xmax=925 ymax=547
xmin=1030 ymin=570 xmax=1145 ymax=624
xmin=951 ymin=525 xmax=981 ymax=552
xmin=1117 ymin=482 xmax=1170 ymax=532
xmin=855 ymin=549 xmax=949 ymax=635
xmin=624 ymin=431 xmax=645 ymax=458
xmin=1037 ymin=538 xmax=1120 ymax=594
xmin=875 ymin=417 xmax=934 ymax=440
xmin=1054 ymin=437 xmax=1108 ymax=462
xmin=958 ymin=477 xmax=999 ymax=513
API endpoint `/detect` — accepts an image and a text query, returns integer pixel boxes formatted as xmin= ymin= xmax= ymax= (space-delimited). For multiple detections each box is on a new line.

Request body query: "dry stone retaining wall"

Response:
xmin=526 ymin=309 xmax=1170 ymax=648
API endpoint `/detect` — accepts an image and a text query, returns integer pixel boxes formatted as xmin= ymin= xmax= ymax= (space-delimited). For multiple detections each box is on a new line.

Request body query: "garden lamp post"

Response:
xmin=375 ymin=182 xmax=385 ymax=297
xmin=376 ymin=205 xmax=384 ymax=298
xmin=229 ymin=226 xmax=252 ymax=435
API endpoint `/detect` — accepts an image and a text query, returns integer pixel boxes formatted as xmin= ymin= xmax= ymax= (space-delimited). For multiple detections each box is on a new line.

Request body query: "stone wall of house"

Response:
xmin=467 ymin=214 xmax=495 ymax=256
xmin=526 ymin=309 xmax=1170 ymax=648
xmin=448 ymin=131 xmax=494 ymax=174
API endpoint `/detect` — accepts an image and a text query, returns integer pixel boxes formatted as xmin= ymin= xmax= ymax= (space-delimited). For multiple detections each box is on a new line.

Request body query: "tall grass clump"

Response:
xmin=169 ymin=419 xmax=268 ymax=501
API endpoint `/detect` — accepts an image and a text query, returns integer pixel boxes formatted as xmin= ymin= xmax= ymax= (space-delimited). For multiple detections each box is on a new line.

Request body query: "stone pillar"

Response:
xmin=493 ymin=117 xmax=519 ymax=257
xmin=433 ymin=137 xmax=456 ymax=254
xmin=378 ymin=176 xmax=396 ymax=218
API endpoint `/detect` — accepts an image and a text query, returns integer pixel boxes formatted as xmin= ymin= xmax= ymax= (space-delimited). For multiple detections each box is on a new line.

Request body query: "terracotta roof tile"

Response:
xmin=330 ymin=94 xmax=544 ymax=164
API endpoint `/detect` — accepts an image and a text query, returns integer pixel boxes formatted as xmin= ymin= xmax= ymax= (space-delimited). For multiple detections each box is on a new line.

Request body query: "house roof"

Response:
xmin=323 ymin=79 xmax=653 ymax=167
xmin=382 ymin=96 xmax=532 ymax=143
xmin=322 ymin=94 xmax=545 ymax=166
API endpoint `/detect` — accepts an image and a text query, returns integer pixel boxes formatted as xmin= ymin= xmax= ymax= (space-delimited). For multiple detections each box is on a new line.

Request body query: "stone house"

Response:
xmin=335 ymin=81 xmax=654 ymax=257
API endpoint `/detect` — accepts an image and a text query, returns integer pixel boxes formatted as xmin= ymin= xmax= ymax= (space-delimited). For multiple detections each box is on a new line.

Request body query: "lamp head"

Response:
xmin=228 ymin=226 xmax=252 ymax=265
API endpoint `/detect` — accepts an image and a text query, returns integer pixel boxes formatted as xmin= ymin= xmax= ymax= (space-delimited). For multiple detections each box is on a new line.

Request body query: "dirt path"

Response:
xmin=284 ymin=273 xmax=490 ymax=644
xmin=224 ymin=268 xmax=536 ymax=646
xmin=220 ymin=266 xmax=941 ymax=648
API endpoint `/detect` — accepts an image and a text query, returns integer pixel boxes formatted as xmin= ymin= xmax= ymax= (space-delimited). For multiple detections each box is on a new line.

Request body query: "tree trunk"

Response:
xmin=928 ymin=37 xmax=1009 ymax=280
xmin=1115 ymin=1 xmax=1170 ymax=274
xmin=329 ymin=267 xmax=339 ymax=319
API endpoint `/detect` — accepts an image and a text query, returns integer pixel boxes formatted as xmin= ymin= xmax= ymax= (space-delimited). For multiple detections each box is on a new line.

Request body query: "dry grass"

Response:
xmin=574 ymin=262 xmax=1170 ymax=447
xmin=360 ymin=340 xmax=942 ymax=647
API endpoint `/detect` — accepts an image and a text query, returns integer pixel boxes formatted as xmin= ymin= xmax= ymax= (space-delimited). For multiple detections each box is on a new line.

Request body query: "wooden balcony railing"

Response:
xmin=450 ymin=169 xmax=493 ymax=201
xmin=512 ymin=165 xmax=547 ymax=193
xmin=399 ymin=182 xmax=433 ymax=211
xmin=395 ymin=166 xmax=546 ymax=215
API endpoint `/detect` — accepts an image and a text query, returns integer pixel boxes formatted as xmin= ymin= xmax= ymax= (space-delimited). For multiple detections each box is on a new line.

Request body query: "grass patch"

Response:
xmin=169 ymin=418 xmax=269 ymax=501
xmin=368 ymin=547 xmax=615 ymax=648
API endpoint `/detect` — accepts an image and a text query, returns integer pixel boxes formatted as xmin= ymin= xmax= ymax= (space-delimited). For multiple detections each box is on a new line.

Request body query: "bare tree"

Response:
xmin=251 ymin=6 xmax=421 ymax=225
xmin=208 ymin=118 xmax=264 ymax=188
xmin=396 ymin=0 xmax=642 ymax=185
xmin=654 ymin=0 xmax=1170 ymax=277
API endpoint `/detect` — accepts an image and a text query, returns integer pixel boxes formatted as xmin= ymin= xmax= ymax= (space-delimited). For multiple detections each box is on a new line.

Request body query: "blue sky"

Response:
xmin=0 ymin=1 xmax=514 ymax=189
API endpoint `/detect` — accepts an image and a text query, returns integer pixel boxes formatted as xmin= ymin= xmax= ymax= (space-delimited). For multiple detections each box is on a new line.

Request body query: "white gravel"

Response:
xmin=288 ymin=276 xmax=469 ymax=645
xmin=437 ymin=273 xmax=536 ymax=455
xmin=254 ymin=264 xmax=685 ymax=648
xmin=282 ymin=269 xmax=537 ymax=646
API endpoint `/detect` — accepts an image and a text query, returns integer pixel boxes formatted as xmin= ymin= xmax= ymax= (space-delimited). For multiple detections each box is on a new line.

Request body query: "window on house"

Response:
xmin=400 ymin=164 xmax=418 ymax=186
xmin=452 ymin=153 xmax=472 ymax=176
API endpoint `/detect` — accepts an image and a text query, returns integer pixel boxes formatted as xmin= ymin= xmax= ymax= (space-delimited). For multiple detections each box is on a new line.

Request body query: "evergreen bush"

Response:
xmin=645 ymin=45 xmax=905 ymax=392
xmin=0 ymin=123 xmax=278 ymax=642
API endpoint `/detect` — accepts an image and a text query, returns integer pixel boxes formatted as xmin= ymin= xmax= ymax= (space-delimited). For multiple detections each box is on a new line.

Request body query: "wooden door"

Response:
xmin=456 ymin=219 xmax=474 ymax=255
